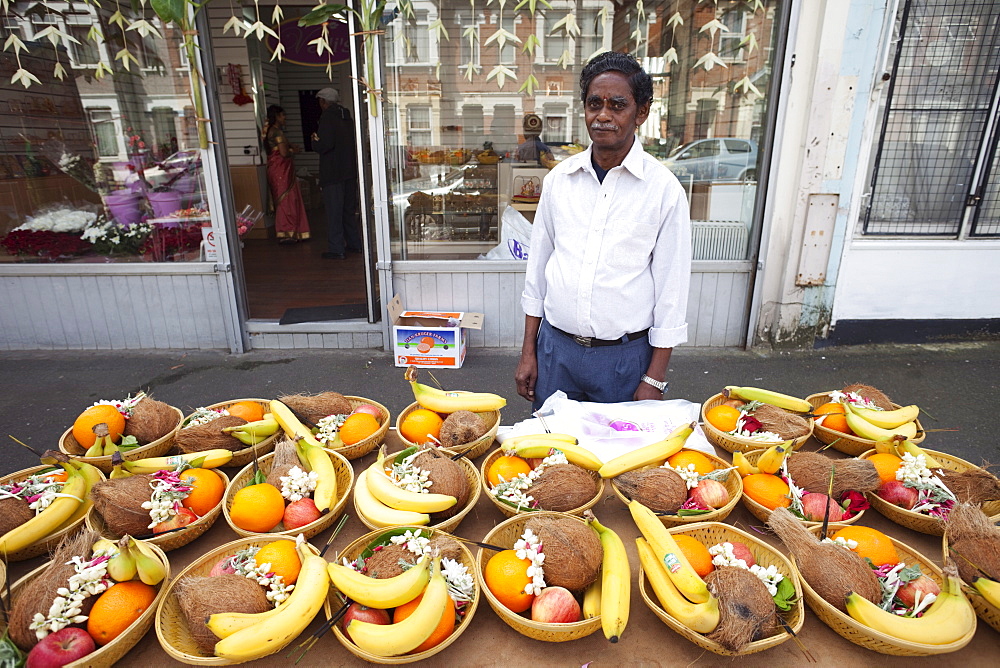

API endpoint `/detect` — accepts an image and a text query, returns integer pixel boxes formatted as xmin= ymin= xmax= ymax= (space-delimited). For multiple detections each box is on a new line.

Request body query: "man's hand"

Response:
xmin=515 ymin=352 xmax=537 ymax=402
xmin=310 ymin=132 xmax=319 ymax=142
xmin=633 ymin=382 xmax=664 ymax=401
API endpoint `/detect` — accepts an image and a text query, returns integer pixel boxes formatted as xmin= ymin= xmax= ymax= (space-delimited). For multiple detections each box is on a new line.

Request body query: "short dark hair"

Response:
xmin=580 ymin=52 xmax=653 ymax=108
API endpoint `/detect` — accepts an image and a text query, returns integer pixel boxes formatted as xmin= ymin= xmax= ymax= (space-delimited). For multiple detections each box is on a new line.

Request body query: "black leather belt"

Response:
xmin=551 ymin=325 xmax=649 ymax=347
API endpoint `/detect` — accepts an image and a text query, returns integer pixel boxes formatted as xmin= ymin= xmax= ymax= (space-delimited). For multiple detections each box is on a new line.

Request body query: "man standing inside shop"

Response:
xmin=313 ymin=88 xmax=363 ymax=259
xmin=515 ymin=52 xmax=692 ymax=409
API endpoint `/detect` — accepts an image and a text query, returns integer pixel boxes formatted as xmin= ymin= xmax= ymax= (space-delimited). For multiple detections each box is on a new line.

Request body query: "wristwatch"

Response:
xmin=641 ymin=374 xmax=668 ymax=393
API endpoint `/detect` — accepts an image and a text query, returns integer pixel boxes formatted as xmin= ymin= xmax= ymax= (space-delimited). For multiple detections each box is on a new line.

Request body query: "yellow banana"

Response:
xmin=207 ymin=599 xmax=293 ymax=638
xmin=510 ymin=439 xmax=603 ymax=471
xmin=223 ymin=416 xmax=281 ymax=440
xmin=587 ymin=511 xmax=630 ymax=643
xmin=732 ymin=451 xmax=759 ymax=477
xmin=598 ymin=422 xmax=696 ymax=478
xmin=636 ymin=538 xmax=719 ymax=634
xmin=405 ymin=365 xmax=506 ymax=413
xmin=297 ymin=441 xmax=337 ymax=512
xmin=874 ymin=437 xmax=898 ymax=455
xmin=327 ymin=554 xmax=430 ymax=609
xmin=894 ymin=440 xmax=942 ymax=469
xmin=582 ymin=577 xmax=602 ymax=620
xmin=123 ymin=449 xmax=233 ymax=473
xmin=628 ymin=500 xmax=710 ymax=604
xmin=971 ymin=577 xmax=1000 ymax=609
xmin=845 ymin=569 xmax=975 ymax=645
xmin=0 ymin=461 xmax=86 ymax=557
xmin=212 ymin=552 xmax=330 ymax=661
xmin=57 ymin=459 xmax=104 ymax=529
xmin=365 ymin=450 xmax=456 ymax=513
xmin=756 ymin=440 xmax=793 ymax=475
xmin=844 ymin=403 xmax=918 ymax=441
xmin=269 ymin=399 xmax=325 ymax=448
xmin=345 ymin=557 xmax=450 ymax=657
xmin=105 ymin=537 xmax=138 ymax=582
xmin=723 ymin=386 xmax=811 ymax=413
xmin=354 ymin=469 xmax=431 ymax=527
xmin=502 ymin=433 xmax=578 ymax=448
xmin=849 ymin=404 xmax=920 ymax=430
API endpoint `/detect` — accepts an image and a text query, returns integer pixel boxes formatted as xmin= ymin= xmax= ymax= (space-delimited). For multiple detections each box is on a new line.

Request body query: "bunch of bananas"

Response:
xmin=585 ymin=511 xmax=631 ymax=643
xmin=723 ymin=386 xmax=812 ymax=413
xmin=629 ymin=500 xmax=721 ymax=634
xmin=503 ymin=432 xmax=602 ymax=471
xmin=874 ymin=434 xmax=942 ymax=466
xmin=270 ymin=400 xmax=338 ymax=512
xmin=732 ymin=440 xmax=793 ymax=477
xmin=222 ymin=414 xmax=281 ymax=447
xmin=843 ymin=401 xmax=922 ymax=443
xmin=354 ymin=448 xmax=458 ymax=527
xmin=405 ymin=366 xmax=506 ymax=413
xmin=121 ymin=448 xmax=234 ymax=474
xmin=83 ymin=422 xmax=137 ymax=457
xmin=93 ymin=535 xmax=167 ymax=585
xmin=206 ymin=541 xmax=329 ymax=662
xmin=0 ymin=453 xmax=103 ymax=559
xmin=598 ymin=422 xmax=696 ymax=478
xmin=328 ymin=555 xmax=454 ymax=657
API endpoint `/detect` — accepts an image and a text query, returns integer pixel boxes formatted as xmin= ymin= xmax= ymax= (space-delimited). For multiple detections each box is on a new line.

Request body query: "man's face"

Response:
xmin=584 ymin=71 xmax=650 ymax=154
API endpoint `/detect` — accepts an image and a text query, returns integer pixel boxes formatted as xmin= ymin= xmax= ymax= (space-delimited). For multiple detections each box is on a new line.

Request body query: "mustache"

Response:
xmin=590 ymin=123 xmax=619 ymax=132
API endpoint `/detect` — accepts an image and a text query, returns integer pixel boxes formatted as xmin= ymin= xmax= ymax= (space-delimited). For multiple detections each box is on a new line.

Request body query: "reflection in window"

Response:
xmin=543 ymin=11 xmax=569 ymax=63
xmin=90 ymin=109 xmax=119 ymax=157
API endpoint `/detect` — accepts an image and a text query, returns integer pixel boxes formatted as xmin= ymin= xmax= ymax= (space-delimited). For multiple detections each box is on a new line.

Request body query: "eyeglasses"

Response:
xmin=585 ymin=95 xmax=631 ymax=112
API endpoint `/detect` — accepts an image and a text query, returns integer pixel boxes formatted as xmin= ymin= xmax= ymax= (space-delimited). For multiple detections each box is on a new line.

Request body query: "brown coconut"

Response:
xmin=429 ymin=535 xmax=464 ymax=562
xmin=528 ymin=464 xmax=597 ymax=512
xmin=437 ymin=410 xmax=487 ymax=448
xmin=936 ymin=467 xmax=1000 ymax=506
xmin=705 ymin=566 xmax=778 ymax=651
xmin=613 ymin=468 xmax=688 ymax=513
xmin=265 ymin=438 xmax=302 ymax=490
xmin=175 ymin=574 xmax=271 ymax=653
xmin=364 ymin=544 xmax=416 ymax=579
xmin=412 ymin=449 xmax=469 ymax=519
xmin=785 ymin=451 xmax=881 ymax=497
xmin=841 ymin=383 xmax=894 ymax=411
xmin=90 ymin=474 xmax=157 ymax=537
xmin=525 ymin=515 xmax=602 ymax=592
xmin=8 ymin=528 xmax=99 ymax=650
xmin=753 ymin=404 xmax=810 ymax=439
xmin=124 ymin=395 xmax=179 ymax=444
xmin=767 ymin=507 xmax=881 ymax=611
xmin=278 ymin=392 xmax=352 ymax=424
xmin=174 ymin=415 xmax=247 ymax=454
xmin=0 ymin=496 xmax=35 ymax=536
xmin=945 ymin=502 xmax=1000 ymax=583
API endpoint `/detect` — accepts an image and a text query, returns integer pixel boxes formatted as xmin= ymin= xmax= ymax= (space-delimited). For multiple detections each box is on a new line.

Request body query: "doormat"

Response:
xmin=279 ymin=304 xmax=367 ymax=325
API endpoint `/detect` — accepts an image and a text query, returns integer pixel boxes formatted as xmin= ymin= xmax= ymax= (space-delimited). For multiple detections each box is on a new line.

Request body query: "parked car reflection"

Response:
xmin=663 ymin=138 xmax=759 ymax=183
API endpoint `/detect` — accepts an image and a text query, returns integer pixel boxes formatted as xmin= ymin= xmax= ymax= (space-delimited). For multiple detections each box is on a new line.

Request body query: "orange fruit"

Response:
xmin=832 ymin=526 xmax=900 ymax=566
xmin=487 ymin=455 xmax=532 ymax=486
xmin=484 ymin=549 xmax=535 ymax=613
xmin=179 ymin=468 xmax=225 ymax=516
xmin=667 ymin=450 xmax=716 ymax=475
xmin=399 ymin=408 xmax=444 ymax=444
xmin=868 ymin=453 xmax=904 ymax=484
xmin=229 ymin=482 xmax=285 ymax=533
xmin=73 ymin=404 xmax=126 ymax=449
xmin=86 ymin=580 xmax=157 ymax=645
xmin=254 ymin=539 xmax=302 ymax=584
xmin=339 ymin=412 xmax=380 ymax=445
xmin=673 ymin=534 xmax=715 ymax=577
xmin=393 ymin=592 xmax=456 ymax=653
xmin=705 ymin=405 xmax=741 ymax=432
xmin=742 ymin=473 xmax=791 ymax=510
xmin=227 ymin=401 xmax=264 ymax=422
xmin=814 ymin=402 xmax=851 ymax=434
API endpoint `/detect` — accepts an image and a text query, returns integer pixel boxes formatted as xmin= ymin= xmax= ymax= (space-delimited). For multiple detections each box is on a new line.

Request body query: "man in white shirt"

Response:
xmin=516 ymin=52 xmax=692 ymax=409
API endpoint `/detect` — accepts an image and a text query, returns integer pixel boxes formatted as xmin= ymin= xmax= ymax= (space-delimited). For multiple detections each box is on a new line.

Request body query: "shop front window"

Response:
xmin=0 ymin=4 xmax=211 ymax=263
xmin=381 ymin=0 xmax=783 ymax=261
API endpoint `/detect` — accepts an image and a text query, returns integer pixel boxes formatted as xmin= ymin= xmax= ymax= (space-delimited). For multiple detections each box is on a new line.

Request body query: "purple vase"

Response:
xmin=104 ymin=191 xmax=143 ymax=226
xmin=148 ymin=190 xmax=183 ymax=218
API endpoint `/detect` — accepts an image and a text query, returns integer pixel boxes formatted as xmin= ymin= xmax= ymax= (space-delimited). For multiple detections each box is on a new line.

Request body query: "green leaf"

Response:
xmin=676 ymin=507 xmax=712 ymax=517
xmin=773 ymin=575 xmax=797 ymax=611
xmin=392 ymin=446 xmax=419 ymax=465
xmin=150 ymin=0 xmax=185 ymax=26
xmin=518 ymin=73 xmax=538 ymax=96
xmin=361 ymin=527 xmax=432 ymax=560
xmin=898 ymin=562 xmax=924 ymax=583
xmin=189 ymin=455 xmax=208 ymax=469
xmin=298 ymin=4 xmax=353 ymax=27
xmin=0 ymin=629 xmax=26 ymax=668
xmin=521 ymin=33 xmax=539 ymax=56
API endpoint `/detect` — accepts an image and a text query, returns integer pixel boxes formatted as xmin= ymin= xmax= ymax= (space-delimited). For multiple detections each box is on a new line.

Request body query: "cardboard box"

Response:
xmin=387 ymin=294 xmax=484 ymax=368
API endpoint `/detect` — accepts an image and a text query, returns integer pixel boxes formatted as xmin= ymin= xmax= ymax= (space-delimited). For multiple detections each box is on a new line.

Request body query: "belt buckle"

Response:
xmin=573 ymin=335 xmax=593 ymax=347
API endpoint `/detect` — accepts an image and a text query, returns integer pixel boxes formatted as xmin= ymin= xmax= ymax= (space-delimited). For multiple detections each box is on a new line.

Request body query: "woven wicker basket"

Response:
xmin=806 ymin=392 xmax=926 ymax=456
xmin=477 ymin=512 xmax=602 ymax=641
xmin=739 ymin=449 xmax=867 ymax=527
xmin=223 ymin=447 xmax=353 ymax=538
xmin=0 ymin=464 xmax=105 ymax=561
xmin=59 ymin=405 xmax=183 ymax=473
xmin=179 ymin=399 xmax=280 ymax=469
xmin=479 ymin=447 xmax=605 ymax=518
xmin=1 ymin=542 xmax=170 ymax=667
xmin=941 ymin=533 xmax=1000 ymax=633
xmin=354 ymin=449 xmax=481 ymax=534
xmin=701 ymin=394 xmax=812 ymax=454
xmin=639 ymin=521 xmax=804 ymax=656
xmin=793 ymin=523 xmax=974 ymax=655
xmin=324 ymin=526 xmax=481 ymax=663
xmin=859 ymin=448 xmax=1000 ymax=536
xmin=609 ymin=449 xmax=742 ymax=527
xmin=0 ymin=560 xmax=5 ymax=595
xmin=86 ymin=469 xmax=229 ymax=552
xmin=326 ymin=396 xmax=391 ymax=460
xmin=155 ymin=535 xmax=317 ymax=665
xmin=395 ymin=401 xmax=499 ymax=459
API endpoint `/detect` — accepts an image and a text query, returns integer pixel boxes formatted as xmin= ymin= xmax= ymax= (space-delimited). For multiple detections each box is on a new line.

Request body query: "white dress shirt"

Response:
xmin=521 ymin=138 xmax=691 ymax=348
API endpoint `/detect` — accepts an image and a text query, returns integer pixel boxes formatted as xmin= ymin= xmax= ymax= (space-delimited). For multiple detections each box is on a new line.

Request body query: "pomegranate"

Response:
xmin=877 ymin=480 xmax=918 ymax=510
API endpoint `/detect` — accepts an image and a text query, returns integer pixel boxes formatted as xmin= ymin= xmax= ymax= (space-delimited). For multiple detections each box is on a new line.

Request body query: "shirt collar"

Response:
xmin=569 ymin=136 xmax=647 ymax=181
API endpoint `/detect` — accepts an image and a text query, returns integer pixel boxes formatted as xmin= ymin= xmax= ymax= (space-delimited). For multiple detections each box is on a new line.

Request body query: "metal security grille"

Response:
xmin=863 ymin=0 xmax=1000 ymax=236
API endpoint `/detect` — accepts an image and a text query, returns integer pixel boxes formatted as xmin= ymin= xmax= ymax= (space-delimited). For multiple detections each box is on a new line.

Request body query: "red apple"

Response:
xmin=530 ymin=586 xmax=582 ymax=624
xmin=800 ymin=493 xmax=847 ymax=522
xmin=352 ymin=404 xmax=382 ymax=418
xmin=878 ymin=480 xmax=918 ymax=510
xmin=209 ymin=555 xmax=237 ymax=577
xmin=525 ymin=458 xmax=546 ymax=469
xmin=896 ymin=575 xmax=940 ymax=609
xmin=689 ymin=479 xmax=729 ymax=509
xmin=26 ymin=628 xmax=96 ymax=668
xmin=342 ymin=603 xmax=391 ymax=641
xmin=152 ymin=506 xmax=199 ymax=534
xmin=728 ymin=541 xmax=756 ymax=568
xmin=283 ymin=498 xmax=322 ymax=530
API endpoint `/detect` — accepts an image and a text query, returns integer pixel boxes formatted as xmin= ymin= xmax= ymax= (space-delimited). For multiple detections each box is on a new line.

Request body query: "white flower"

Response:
xmin=315 ymin=414 xmax=348 ymax=444
xmin=279 ymin=466 xmax=318 ymax=501
xmin=664 ymin=462 xmax=701 ymax=489
xmin=820 ymin=536 xmax=858 ymax=550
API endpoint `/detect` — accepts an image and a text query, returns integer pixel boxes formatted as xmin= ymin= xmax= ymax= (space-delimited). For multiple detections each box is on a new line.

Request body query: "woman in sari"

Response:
xmin=262 ymin=105 xmax=310 ymax=243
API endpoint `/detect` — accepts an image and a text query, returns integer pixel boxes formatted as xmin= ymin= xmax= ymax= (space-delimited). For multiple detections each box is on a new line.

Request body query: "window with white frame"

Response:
xmin=404 ymin=11 xmax=431 ymax=64
xmin=88 ymin=109 xmax=119 ymax=157
xmin=67 ymin=22 xmax=100 ymax=66
xmin=407 ymin=105 xmax=433 ymax=146
xmin=543 ymin=10 xmax=570 ymax=63
xmin=456 ymin=10 xmax=480 ymax=69
xmin=499 ymin=12 xmax=517 ymax=65
xmin=578 ymin=8 xmax=608 ymax=61
xmin=719 ymin=9 xmax=747 ymax=62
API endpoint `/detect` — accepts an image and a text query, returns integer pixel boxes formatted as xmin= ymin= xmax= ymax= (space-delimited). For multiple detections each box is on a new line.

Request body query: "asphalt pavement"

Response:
xmin=1 ymin=341 xmax=998 ymax=475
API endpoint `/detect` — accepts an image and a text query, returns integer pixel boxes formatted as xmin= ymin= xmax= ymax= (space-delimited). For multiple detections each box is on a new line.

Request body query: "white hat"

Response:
xmin=316 ymin=88 xmax=340 ymax=103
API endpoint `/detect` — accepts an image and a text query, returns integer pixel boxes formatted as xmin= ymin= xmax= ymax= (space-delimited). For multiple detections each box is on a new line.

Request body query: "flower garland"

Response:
xmin=315 ymin=414 xmax=348 ymax=445
xmin=91 ymin=394 xmax=145 ymax=419
xmin=29 ymin=553 xmax=112 ymax=639
xmin=279 ymin=466 xmax=318 ymax=501
xmin=896 ymin=453 xmax=956 ymax=519
xmin=828 ymin=390 xmax=881 ymax=410
xmin=0 ymin=472 xmax=67 ymax=514
xmin=489 ymin=451 xmax=569 ymax=511
xmin=225 ymin=546 xmax=296 ymax=605
xmin=824 ymin=539 xmax=937 ymax=617
xmin=140 ymin=470 xmax=193 ymax=528
xmin=183 ymin=406 xmax=230 ymax=428
xmin=389 ymin=451 xmax=433 ymax=493
xmin=513 ymin=528 xmax=546 ymax=597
